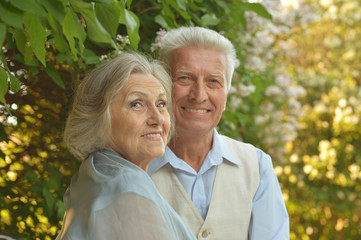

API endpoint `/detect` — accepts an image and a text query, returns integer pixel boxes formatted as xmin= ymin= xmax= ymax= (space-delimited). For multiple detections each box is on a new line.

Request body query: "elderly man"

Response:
xmin=148 ymin=26 xmax=289 ymax=240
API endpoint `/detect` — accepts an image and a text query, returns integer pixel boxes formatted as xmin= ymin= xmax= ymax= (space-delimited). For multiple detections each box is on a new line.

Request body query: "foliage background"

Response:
xmin=0 ymin=0 xmax=360 ymax=239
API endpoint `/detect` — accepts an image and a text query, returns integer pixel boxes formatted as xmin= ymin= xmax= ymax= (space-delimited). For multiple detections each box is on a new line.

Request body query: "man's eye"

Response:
xmin=179 ymin=76 xmax=190 ymax=80
xmin=208 ymin=79 xmax=223 ymax=88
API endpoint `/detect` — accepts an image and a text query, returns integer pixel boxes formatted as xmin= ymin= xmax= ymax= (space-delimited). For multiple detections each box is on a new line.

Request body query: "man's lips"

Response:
xmin=182 ymin=107 xmax=210 ymax=113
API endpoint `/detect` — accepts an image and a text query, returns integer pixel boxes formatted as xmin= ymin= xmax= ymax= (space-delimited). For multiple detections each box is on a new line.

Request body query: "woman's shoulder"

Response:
xmin=82 ymin=150 xmax=155 ymax=194
xmin=85 ymin=149 xmax=141 ymax=178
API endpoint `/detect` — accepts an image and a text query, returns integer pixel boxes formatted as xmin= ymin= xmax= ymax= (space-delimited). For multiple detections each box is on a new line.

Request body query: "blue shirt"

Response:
xmin=149 ymin=129 xmax=289 ymax=239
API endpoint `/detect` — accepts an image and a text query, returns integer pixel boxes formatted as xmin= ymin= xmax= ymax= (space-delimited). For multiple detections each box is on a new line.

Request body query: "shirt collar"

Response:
xmin=147 ymin=129 xmax=240 ymax=175
xmin=214 ymin=129 xmax=241 ymax=166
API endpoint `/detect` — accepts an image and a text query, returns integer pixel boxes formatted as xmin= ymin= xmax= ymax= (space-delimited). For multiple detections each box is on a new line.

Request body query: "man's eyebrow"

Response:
xmin=175 ymin=69 xmax=193 ymax=74
xmin=176 ymin=69 xmax=224 ymax=78
xmin=210 ymin=73 xmax=225 ymax=79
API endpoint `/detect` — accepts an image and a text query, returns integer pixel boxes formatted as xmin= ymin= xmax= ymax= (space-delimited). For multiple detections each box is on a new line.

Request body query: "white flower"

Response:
xmin=265 ymin=85 xmax=284 ymax=97
xmin=151 ymin=29 xmax=167 ymax=52
xmin=245 ymin=56 xmax=265 ymax=71
xmin=288 ymin=99 xmax=302 ymax=111
xmin=287 ymin=86 xmax=306 ymax=98
xmin=239 ymin=84 xmax=256 ymax=97
xmin=116 ymin=35 xmax=130 ymax=44
xmin=255 ymin=115 xmax=269 ymax=125
xmin=275 ymin=74 xmax=291 ymax=88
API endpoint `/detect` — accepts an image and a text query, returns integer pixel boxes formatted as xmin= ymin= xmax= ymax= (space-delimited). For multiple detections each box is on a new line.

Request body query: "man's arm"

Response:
xmin=249 ymin=149 xmax=289 ymax=240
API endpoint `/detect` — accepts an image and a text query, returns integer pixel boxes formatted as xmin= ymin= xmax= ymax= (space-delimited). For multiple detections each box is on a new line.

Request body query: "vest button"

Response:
xmin=202 ymin=230 xmax=208 ymax=238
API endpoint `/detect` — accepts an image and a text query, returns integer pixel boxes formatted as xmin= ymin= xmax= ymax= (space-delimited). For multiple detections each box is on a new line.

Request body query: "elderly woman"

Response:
xmin=56 ymin=52 xmax=196 ymax=240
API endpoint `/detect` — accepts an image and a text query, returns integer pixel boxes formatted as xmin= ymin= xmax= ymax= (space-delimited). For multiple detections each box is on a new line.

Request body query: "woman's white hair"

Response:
xmin=64 ymin=52 xmax=174 ymax=161
xmin=158 ymin=26 xmax=237 ymax=90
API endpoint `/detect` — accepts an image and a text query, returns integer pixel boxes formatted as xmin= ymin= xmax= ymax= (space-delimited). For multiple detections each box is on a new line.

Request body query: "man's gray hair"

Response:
xmin=64 ymin=52 xmax=174 ymax=161
xmin=158 ymin=26 xmax=237 ymax=90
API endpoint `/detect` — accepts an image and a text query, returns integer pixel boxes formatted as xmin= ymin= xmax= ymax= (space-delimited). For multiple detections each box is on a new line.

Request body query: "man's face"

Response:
xmin=170 ymin=46 xmax=228 ymax=135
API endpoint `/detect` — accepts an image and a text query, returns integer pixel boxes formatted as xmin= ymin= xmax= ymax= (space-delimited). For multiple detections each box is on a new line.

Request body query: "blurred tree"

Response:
xmin=276 ymin=0 xmax=361 ymax=239
xmin=0 ymin=0 xmax=271 ymax=239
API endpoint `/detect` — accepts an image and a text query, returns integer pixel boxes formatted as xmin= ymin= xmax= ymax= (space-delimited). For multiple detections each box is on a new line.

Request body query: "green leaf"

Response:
xmin=14 ymin=28 xmax=26 ymax=55
xmin=0 ymin=67 xmax=8 ymax=103
xmin=89 ymin=0 xmax=114 ymax=3
xmin=24 ymin=13 xmax=47 ymax=66
xmin=42 ymin=188 xmax=55 ymax=212
xmin=230 ymin=7 xmax=247 ymax=30
xmin=24 ymin=169 xmax=40 ymax=183
xmin=10 ymin=0 xmax=45 ymax=15
xmin=120 ymin=8 xmax=140 ymax=50
xmin=56 ymin=53 xmax=74 ymax=65
xmin=201 ymin=14 xmax=220 ymax=26
xmin=241 ymin=3 xmax=272 ymax=20
xmin=71 ymin=0 xmax=113 ymax=45
xmin=175 ymin=0 xmax=187 ymax=10
xmin=29 ymin=66 xmax=39 ymax=75
xmin=30 ymin=184 xmax=42 ymax=195
xmin=83 ymin=49 xmax=100 ymax=64
xmin=45 ymin=163 xmax=62 ymax=191
xmin=56 ymin=200 xmax=65 ymax=219
xmin=9 ymin=74 xmax=20 ymax=93
xmin=96 ymin=3 xmax=121 ymax=38
xmin=39 ymin=0 xmax=65 ymax=23
xmin=0 ymin=23 xmax=6 ymax=47
xmin=167 ymin=0 xmax=190 ymax=20
xmin=24 ymin=42 xmax=34 ymax=65
xmin=45 ymin=66 xmax=65 ymax=89
xmin=0 ymin=124 xmax=8 ymax=142
xmin=62 ymin=7 xmax=86 ymax=58
xmin=0 ymin=2 xmax=23 ymax=28
xmin=12 ymin=53 xmax=39 ymax=67
xmin=45 ymin=177 xmax=61 ymax=191
xmin=215 ymin=0 xmax=230 ymax=15
xmin=47 ymin=13 xmax=68 ymax=53
xmin=126 ymin=0 xmax=132 ymax=9
xmin=155 ymin=15 xmax=169 ymax=29
xmin=160 ymin=1 xmax=175 ymax=22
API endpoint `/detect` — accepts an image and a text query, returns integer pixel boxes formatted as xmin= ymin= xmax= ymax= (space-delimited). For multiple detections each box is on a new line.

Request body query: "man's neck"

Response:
xmin=169 ymin=129 xmax=214 ymax=173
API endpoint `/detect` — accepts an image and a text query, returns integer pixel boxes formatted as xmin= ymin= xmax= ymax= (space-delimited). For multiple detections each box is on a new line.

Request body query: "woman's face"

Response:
xmin=108 ymin=73 xmax=170 ymax=171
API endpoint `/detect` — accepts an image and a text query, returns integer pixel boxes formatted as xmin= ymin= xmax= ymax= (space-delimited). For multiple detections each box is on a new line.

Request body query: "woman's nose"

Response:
xmin=146 ymin=106 xmax=163 ymax=126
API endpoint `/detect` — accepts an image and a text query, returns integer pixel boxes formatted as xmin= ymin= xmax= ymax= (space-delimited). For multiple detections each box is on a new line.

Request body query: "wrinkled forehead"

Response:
xmin=119 ymin=73 xmax=166 ymax=97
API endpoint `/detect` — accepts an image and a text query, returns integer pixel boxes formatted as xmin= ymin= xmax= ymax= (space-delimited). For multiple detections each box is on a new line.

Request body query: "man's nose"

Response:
xmin=189 ymin=81 xmax=208 ymax=102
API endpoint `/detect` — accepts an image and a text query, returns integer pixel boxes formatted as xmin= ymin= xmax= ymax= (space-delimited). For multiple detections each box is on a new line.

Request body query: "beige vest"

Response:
xmin=151 ymin=135 xmax=260 ymax=240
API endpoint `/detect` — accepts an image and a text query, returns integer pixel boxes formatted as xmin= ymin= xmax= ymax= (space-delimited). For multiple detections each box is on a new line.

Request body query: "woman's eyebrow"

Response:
xmin=128 ymin=91 xmax=166 ymax=98
xmin=128 ymin=91 xmax=147 ymax=97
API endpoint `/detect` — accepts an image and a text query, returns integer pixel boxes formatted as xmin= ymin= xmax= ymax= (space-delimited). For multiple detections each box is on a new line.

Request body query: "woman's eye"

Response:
xmin=157 ymin=101 xmax=167 ymax=108
xmin=130 ymin=102 xmax=142 ymax=108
